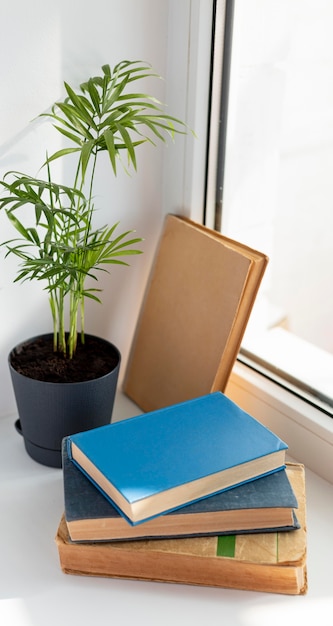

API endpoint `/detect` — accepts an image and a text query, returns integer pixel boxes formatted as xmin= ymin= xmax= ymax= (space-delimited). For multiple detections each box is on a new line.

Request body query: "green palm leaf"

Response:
xmin=0 ymin=60 xmax=188 ymax=358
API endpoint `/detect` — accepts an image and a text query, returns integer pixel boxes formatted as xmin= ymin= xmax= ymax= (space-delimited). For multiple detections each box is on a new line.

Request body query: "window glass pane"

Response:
xmin=213 ymin=0 xmax=333 ymax=412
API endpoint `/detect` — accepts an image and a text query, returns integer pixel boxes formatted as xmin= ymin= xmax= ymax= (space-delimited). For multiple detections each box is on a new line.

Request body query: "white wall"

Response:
xmin=0 ymin=0 xmax=213 ymax=417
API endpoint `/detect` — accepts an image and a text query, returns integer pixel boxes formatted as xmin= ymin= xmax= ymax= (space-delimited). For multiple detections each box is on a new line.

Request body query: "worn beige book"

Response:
xmin=55 ymin=463 xmax=307 ymax=595
xmin=123 ymin=214 xmax=268 ymax=412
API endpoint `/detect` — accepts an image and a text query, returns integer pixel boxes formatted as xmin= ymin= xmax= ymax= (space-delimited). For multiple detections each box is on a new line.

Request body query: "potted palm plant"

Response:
xmin=0 ymin=60 xmax=186 ymax=467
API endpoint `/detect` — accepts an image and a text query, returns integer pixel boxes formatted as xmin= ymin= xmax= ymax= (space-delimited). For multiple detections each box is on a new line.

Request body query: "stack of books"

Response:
xmin=55 ymin=392 xmax=307 ymax=595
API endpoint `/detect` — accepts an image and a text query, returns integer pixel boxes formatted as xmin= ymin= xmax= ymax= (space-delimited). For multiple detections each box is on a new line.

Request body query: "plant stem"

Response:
xmin=68 ymin=291 xmax=79 ymax=359
xmin=80 ymin=297 xmax=85 ymax=344
xmin=58 ymin=288 xmax=66 ymax=356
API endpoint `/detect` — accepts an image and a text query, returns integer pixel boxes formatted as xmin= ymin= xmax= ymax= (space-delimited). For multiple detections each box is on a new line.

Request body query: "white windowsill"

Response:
xmin=225 ymin=360 xmax=333 ymax=484
xmin=1 ymin=391 xmax=333 ymax=624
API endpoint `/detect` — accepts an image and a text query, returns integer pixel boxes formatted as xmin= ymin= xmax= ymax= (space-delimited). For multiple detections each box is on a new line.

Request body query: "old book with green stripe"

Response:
xmin=55 ymin=463 xmax=307 ymax=595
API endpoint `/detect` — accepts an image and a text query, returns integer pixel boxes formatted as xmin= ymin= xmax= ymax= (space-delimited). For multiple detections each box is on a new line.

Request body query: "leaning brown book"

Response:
xmin=123 ymin=214 xmax=268 ymax=412
xmin=55 ymin=463 xmax=307 ymax=595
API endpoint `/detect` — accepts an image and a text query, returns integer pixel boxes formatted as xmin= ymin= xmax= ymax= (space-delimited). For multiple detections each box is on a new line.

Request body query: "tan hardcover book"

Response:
xmin=55 ymin=463 xmax=307 ymax=595
xmin=123 ymin=214 xmax=268 ymax=412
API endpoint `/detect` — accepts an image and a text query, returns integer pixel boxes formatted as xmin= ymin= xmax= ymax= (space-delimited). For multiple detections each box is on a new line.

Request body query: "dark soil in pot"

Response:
xmin=10 ymin=334 xmax=119 ymax=383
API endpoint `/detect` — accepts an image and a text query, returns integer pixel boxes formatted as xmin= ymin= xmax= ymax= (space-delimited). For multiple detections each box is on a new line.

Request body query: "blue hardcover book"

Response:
xmin=62 ymin=441 xmax=299 ymax=542
xmin=67 ymin=391 xmax=288 ymax=525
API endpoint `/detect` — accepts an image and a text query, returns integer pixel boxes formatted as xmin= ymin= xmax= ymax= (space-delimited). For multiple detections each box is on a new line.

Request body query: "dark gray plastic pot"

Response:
xmin=9 ymin=334 xmax=121 ymax=468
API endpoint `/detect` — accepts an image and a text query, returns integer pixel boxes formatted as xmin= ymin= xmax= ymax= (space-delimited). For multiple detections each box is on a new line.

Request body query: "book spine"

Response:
xmin=56 ymin=537 xmax=306 ymax=595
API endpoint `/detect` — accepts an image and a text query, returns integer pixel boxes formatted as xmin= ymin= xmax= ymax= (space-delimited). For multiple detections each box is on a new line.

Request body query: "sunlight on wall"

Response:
xmin=0 ymin=2 xmax=62 ymax=147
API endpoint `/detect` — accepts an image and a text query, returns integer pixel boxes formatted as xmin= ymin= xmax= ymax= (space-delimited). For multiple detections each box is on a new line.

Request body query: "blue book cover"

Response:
xmin=62 ymin=441 xmax=299 ymax=542
xmin=67 ymin=391 xmax=288 ymax=524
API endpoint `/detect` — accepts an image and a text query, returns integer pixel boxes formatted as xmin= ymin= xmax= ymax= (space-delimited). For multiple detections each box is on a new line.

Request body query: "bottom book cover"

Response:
xmin=55 ymin=463 xmax=307 ymax=595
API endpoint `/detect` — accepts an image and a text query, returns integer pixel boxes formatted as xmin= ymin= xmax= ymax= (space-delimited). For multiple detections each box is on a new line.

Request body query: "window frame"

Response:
xmin=226 ymin=360 xmax=333 ymax=482
xmin=175 ymin=0 xmax=333 ymax=484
